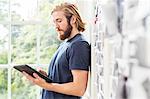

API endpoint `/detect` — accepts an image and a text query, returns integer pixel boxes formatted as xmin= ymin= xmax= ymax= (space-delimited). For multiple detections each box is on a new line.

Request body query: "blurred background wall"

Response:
xmin=90 ymin=0 xmax=150 ymax=99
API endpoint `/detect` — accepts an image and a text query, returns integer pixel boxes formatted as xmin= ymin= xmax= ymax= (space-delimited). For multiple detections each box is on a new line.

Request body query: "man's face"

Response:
xmin=52 ymin=11 xmax=72 ymax=40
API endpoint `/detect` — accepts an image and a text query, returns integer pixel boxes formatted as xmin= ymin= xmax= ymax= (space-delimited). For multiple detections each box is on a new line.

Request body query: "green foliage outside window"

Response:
xmin=11 ymin=25 xmax=37 ymax=64
xmin=0 ymin=51 xmax=8 ymax=64
xmin=11 ymin=69 xmax=38 ymax=99
xmin=0 ymin=69 xmax=7 ymax=99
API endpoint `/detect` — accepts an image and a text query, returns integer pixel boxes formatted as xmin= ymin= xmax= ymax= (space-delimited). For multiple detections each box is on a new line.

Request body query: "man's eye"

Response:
xmin=57 ymin=20 xmax=62 ymax=23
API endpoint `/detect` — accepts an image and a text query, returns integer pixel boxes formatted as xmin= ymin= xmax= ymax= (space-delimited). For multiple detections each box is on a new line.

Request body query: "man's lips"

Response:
xmin=56 ymin=28 xmax=64 ymax=35
xmin=56 ymin=28 xmax=62 ymax=31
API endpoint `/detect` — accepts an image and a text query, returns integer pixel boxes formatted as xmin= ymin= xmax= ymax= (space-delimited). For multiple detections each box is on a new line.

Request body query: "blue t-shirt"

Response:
xmin=41 ymin=34 xmax=91 ymax=99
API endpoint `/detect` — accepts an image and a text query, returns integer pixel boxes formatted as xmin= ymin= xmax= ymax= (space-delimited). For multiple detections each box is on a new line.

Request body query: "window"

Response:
xmin=0 ymin=0 xmax=75 ymax=98
xmin=0 ymin=24 xmax=8 ymax=64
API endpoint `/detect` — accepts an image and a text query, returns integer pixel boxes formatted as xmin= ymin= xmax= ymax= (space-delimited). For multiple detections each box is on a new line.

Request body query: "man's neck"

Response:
xmin=68 ymin=27 xmax=80 ymax=40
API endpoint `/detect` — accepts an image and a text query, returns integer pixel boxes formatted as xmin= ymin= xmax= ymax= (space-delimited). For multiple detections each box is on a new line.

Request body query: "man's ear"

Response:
xmin=70 ymin=15 xmax=77 ymax=25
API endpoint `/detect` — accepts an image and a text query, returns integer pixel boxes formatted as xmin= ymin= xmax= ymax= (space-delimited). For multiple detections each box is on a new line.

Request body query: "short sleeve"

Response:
xmin=68 ymin=41 xmax=90 ymax=71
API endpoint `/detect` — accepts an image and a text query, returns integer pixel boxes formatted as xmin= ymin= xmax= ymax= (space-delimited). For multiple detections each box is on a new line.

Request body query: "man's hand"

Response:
xmin=37 ymin=68 xmax=47 ymax=77
xmin=22 ymin=71 xmax=47 ymax=88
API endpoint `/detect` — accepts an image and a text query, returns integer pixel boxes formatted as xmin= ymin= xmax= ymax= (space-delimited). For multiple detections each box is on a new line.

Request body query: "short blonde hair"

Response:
xmin=51 ymin=3 xmax=85 ymax=32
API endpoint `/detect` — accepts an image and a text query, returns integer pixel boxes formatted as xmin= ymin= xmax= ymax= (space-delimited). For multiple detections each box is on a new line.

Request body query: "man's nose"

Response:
xmin=54 ymin=23 xmax=59 ymax=28
xmin=54 ymin=23 xmax=59 ymax=31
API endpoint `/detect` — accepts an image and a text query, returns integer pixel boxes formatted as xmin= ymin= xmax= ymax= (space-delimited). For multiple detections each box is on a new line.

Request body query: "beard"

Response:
xmin=59 ymin=23 xmax=72 ymax=40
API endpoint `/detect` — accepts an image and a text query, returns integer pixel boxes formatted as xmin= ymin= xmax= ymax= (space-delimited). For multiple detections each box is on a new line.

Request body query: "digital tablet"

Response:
xmin=13 ymin=64 xmax=52 ymax=83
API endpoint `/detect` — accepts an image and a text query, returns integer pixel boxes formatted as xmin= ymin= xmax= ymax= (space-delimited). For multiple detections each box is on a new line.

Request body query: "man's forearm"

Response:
xmin=43 ymin=81 xmax=87 ymax=96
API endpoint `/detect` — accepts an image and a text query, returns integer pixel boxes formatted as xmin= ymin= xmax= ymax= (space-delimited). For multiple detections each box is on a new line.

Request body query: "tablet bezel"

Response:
xmin=13 ymin=64 xmax=52 ymax=83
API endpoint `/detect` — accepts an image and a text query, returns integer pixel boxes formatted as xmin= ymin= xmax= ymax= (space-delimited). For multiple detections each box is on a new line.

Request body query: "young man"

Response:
xmin=23 ymin=2 xmax=90 ymax=99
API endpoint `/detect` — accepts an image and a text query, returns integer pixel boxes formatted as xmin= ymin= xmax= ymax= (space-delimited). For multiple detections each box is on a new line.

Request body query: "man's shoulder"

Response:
xmin=70 ymin=34 xmax=89 ymax=44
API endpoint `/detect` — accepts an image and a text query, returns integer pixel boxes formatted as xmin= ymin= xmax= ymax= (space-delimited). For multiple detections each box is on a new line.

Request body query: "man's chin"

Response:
xmin=57 ymin=35 xmax=65 ymax=40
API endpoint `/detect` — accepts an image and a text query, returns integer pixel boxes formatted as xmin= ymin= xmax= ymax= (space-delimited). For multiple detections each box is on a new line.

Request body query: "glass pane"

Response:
xmin=11 ymin=0 xmax=38 ymax=21
xmin=0 ymin=68 xmax=8 ymax=98
xmin=38 ymin=0 xmax=53 ymax=22
xmin=0 ymin=24 xmax=8 ymax=64
xmin=11 ymin=68 xmax=38 ymax=99
xmin=39 ymin=25 xmax=59 ymax=64
xmin=38 ymin=0 xmax=72 ymax=22
xmin=0 ymin=0 xmax=9 ymax=21
xmin=11 ymin=25 xmax=37 ymax=64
